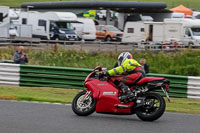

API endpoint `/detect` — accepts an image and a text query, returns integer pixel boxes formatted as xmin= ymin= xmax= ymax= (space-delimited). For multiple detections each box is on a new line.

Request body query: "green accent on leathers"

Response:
xmin=108 ymin=59 xmax=141 ymax=76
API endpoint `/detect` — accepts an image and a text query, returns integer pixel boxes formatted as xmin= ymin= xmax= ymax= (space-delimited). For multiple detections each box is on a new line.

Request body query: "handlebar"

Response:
xmin=95 ymin=71 xmax=109 ymax=81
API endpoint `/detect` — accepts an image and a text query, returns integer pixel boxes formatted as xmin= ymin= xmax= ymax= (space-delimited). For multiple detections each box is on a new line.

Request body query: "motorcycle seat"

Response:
xmin=137 ymin=77 xmax=164 ymax=85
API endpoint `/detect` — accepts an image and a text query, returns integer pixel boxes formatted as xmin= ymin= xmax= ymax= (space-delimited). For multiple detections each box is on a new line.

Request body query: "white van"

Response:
xmin=18 ymin=11 xmax=79 ymax=41
xmin=73 ymin=18 xmax=96 ymax=41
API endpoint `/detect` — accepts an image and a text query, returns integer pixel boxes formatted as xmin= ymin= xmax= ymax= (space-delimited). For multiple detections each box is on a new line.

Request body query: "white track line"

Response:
xmin=0 ymin=99 xmax=71 ymax=106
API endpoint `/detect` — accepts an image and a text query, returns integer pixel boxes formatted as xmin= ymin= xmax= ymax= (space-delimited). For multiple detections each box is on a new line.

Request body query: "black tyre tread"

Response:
xmin=136 ymin=92 xmax=166 ymax=121
xmin=105 ymin=36 xmax=112 ymax=41
xmin=72 ymin=90 xmax=96 ymax=116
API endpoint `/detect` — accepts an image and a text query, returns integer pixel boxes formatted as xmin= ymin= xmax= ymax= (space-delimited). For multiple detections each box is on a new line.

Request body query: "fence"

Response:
xmin=1 ymin=38 xmax=200 ymax=52
xmin=0 ymin=63 xmax=200 ymax=99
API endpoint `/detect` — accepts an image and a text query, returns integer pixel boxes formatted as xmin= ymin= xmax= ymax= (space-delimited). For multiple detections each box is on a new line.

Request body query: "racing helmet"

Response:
xmin=118 ymin=52 xmax=132 ymax=66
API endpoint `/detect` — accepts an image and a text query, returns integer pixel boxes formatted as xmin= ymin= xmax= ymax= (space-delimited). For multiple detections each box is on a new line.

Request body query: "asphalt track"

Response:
xmin=0 ymin=100 xmax=200 ymax=133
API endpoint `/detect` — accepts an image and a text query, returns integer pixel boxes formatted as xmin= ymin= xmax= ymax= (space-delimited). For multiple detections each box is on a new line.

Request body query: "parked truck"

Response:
xmin=18 ymin=11 xmax=80 ymax=41
xmin=122 ymin=18 xmax=200 ymax=45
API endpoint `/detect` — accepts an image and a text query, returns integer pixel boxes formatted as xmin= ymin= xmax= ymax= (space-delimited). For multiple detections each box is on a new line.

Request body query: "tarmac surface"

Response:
xmin=0 ymin=100 xmax=200 ymax=133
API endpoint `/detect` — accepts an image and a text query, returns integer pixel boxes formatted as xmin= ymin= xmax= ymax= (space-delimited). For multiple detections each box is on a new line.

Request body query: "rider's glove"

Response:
xmin=99 ymin=71 xmax=110 ymax=79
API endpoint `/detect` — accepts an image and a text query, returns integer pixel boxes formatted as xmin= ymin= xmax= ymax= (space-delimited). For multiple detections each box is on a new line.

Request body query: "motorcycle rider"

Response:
xmin=100 ymin=52 xmax=145 ymax=100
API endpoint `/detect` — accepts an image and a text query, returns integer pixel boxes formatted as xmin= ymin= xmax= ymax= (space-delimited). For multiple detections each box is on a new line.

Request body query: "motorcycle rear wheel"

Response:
xmin=136 ymin=92 xmax=166 ymax=121
xmin=72 ymin=90 xmax=96 ymax=116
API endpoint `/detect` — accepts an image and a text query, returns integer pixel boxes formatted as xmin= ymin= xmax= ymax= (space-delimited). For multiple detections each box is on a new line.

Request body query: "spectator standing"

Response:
xmin=139 ymin=58 xmax=149 ymax=74
xmin=13 ymin=46 xmax=28 ymax=64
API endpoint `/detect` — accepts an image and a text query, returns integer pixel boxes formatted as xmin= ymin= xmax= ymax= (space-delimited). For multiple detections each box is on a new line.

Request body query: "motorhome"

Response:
xmin=72 ymin=18 xmax=96 ymax=41
xmin=0 ymin=6 xmax=10 ymax=38
xmin=122 ymin=18 xmax=200 ymax=45
xmin=0 ymin=6 xmax=21 ymax=38
xmin=18 ymin=11 xmax=80 ymax=41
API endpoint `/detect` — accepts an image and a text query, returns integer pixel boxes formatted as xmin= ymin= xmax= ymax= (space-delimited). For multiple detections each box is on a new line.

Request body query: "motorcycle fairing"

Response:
xmin=85 ymin=79 xmax=134 ymax=114
xmin=137 ymin=77 xmax=164 ymax=85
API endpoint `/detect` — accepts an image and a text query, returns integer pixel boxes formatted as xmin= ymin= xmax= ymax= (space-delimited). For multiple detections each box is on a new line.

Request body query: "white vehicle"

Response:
xmin=122 ymin=18 xmax=200 ymax=45
xmin=193 ymin=11 xmax=200 ymax=19
xmin=170 ymin=12 xmax=185 ymax=18
xmin=9 ymin=9 xmax=20 ymax=37
xmin=96 ymin=10 xmax=106 ymax=20
xmin=9 ymin=23 xmax=19 ymax=37
xmin=0 ymin=6 xmax=10 ymax=38
xmin=72 ymin=18 xmax=96 ymax=41
xmin=18 ymin=11 xmax=80 ymax=40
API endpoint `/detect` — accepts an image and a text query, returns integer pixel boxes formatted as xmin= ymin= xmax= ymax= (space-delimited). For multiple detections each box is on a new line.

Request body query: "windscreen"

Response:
xmin=191 ymin=28 xmax=200 ymax=36
xmin=107 ymin=26 xmax=120 ymax=32
xmin=55 ymin=21 xmax=73 ymax=30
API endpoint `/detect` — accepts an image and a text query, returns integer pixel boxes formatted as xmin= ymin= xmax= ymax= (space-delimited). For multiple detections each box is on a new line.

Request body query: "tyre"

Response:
xmin=72 ymin=90 xmax=96 ymax=116
xmin=55 ymin=37 xmax=59 ymax=41
xmin=188 ymin=42 xmax=194 ymax=48
xmin=52 ymin=36 xmax=59 ymax=41
xmin=105 ymin=36 xmax=112 ymax=42
xmin=136 ymin=92 xmax=166 ymax=121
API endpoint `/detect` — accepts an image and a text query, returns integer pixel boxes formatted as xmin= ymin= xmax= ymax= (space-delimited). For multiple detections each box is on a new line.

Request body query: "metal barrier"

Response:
xmin=147 ymin=73 xmax=188 ymax=98
xmin=0 ymin=63 xmax=20 ymax=85
xmin=0 ymin=63 xmax=200 ymax=98
xmin=19 ymin=65 xmax=198 ymax=98
xmin=187 ymin=76 xmax=200 ymax=99
xmin=1 ymin=38 xmax=200 ymax=51
xmin=20 ymin=64 xmax=92 ymax=89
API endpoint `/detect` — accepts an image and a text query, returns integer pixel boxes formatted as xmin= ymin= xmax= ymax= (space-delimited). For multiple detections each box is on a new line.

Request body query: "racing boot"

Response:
xmin=118 ymin=83 xmax=136 ymax=101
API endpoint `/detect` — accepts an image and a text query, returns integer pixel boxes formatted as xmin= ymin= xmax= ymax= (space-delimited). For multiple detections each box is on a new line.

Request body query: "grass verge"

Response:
xmin=0 ymin=85 xmax=200 ymax=114
xmin=0 ymin=85 xmax=81 ymax=104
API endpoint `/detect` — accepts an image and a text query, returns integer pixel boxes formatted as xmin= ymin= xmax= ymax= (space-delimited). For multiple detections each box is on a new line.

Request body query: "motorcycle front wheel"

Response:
xmin=72 ymin=90 xmax=96 ymax=116
xmin=136 ymin=92 xmax=166 ymax=121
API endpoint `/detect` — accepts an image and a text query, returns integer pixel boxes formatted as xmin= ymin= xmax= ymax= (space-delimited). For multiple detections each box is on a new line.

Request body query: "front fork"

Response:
xmin=82 ymin=90 xmax=92 ymax=101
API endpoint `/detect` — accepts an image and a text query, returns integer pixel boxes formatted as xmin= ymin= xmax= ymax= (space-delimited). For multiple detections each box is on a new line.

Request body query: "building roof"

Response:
xmin=21 ymin=1 xmax=169 ymax=13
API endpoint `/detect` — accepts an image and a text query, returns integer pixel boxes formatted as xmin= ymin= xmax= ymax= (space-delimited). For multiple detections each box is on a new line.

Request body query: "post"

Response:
xmin=115 ymin=43 xmax=118 ymax=52
xmin=64 ymin=41 xmax=66 ymax=50
xmin=161 ymin=43 xmax=163 ymax=51
xmin=80 ymin=43 xmax=83 ymax=51
xmin=132 ymin=43 xmax=135 ymax=51
xmin=30 ymin=38 xmax=32 ymax=49
xmin=105 ymin=9 xmax=111 ymax=25
xmin=99 ymin=43 xmax=101 ymax=53
xmin=47 ymin=40 xmax=49 ymax=51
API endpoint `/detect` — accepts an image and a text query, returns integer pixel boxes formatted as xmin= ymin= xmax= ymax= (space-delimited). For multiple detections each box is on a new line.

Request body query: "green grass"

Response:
xmin=1 ymin=0 xmax=200 ymax=10
xmin=166 ymin=97 xmax=200 ymax=114
xmin=0 ymin=85 xmax=81 ymax=104
xmin=1 ymin=46 xmax=200 ymax=76
xmin=0 ymin=85 xmax=200 ymax=114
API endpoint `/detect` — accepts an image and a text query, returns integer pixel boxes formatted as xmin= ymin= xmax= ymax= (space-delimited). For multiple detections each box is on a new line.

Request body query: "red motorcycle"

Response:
xmin=72 ymin=66 xmax=170 ymax=121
